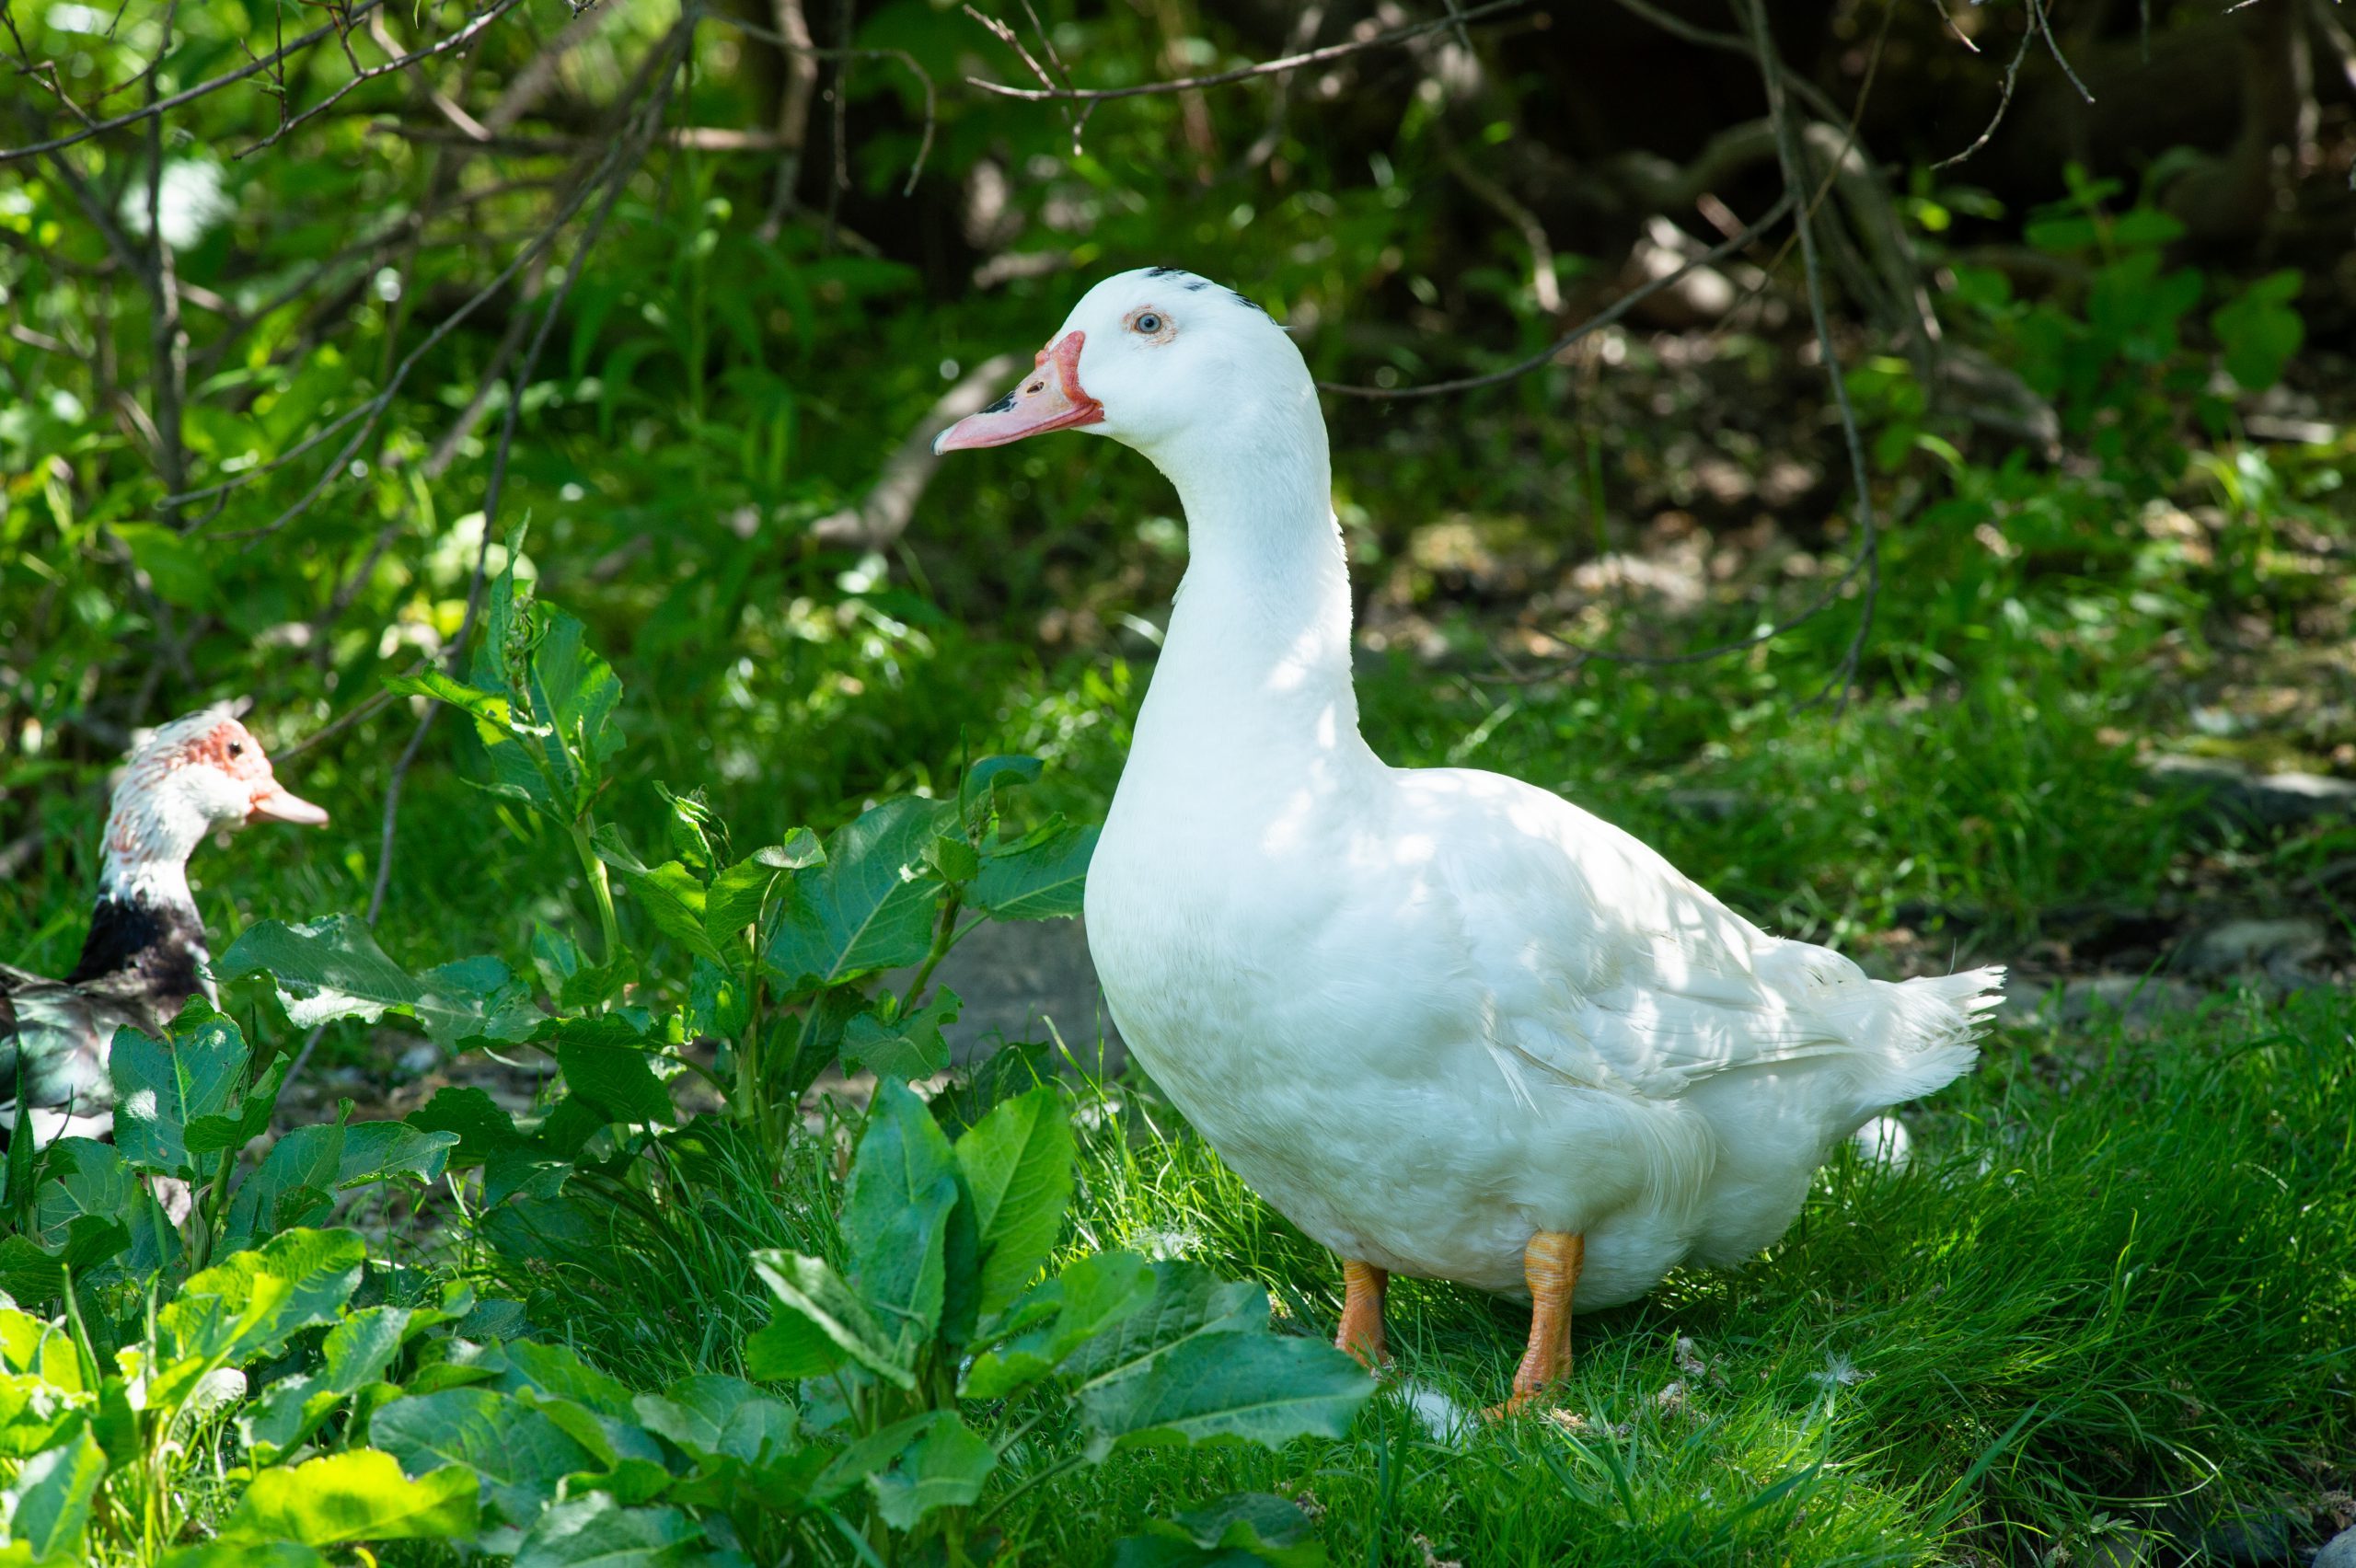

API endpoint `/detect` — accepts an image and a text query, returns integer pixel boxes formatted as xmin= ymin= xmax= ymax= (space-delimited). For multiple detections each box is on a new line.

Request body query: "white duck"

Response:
xmin=2 ymin=707 xmax=328 ymax=1145
xmin=936 ymin=269 xmax=2004 ymax=1410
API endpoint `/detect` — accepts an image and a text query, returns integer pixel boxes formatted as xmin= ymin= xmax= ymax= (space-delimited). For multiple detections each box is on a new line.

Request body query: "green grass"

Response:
xmin=972 ymin=989 xmax=2353 ymax=1566
xmin=463 ymin=986 xmax=2352 ymax=1567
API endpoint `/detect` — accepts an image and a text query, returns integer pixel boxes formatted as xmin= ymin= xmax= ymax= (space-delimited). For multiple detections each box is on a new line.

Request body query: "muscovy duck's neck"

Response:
xmin=66 ymin=789 xmax=214 ymax=1005
xmin=1128 ymin=386 xmax=1373 ymax=789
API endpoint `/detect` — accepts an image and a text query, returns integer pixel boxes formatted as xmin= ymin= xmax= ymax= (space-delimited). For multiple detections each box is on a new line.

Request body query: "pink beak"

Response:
xmin=934 ymin=331 xmax=1104 ymax=454
xmin=248 ymin=781 xmax=329 ymax=826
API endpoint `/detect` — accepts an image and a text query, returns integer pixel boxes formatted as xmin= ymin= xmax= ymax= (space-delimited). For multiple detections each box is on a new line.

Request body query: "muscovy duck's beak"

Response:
xmin=248 ymin=782 xmax=329 ymax=826
xmin=934 ymin=331 xmax=1103 ymax=453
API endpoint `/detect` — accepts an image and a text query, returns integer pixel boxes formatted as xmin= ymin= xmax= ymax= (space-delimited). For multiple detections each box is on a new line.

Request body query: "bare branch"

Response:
xmin=2032 ymin=0 xmax=2095 ymax=104
xmin=147 ymin=0 xmax=189 ymax=529
xmin=0 ymin=0 xmax=391 ymax=164
xmin=964 ymin=0 xmax=1531 ymax=104
xmin=235 ymin=0 xmax=532 ymax=159
xmin=1318 ymin=191 xmax=1795 ymax=398
xmin=1738 ymin=0 xmax=1878 ymax=712
xmin=1932 ymin=0 xmax=2038 ymax=169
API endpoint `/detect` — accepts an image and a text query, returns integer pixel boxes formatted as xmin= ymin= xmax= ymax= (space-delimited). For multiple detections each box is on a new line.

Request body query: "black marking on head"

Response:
xmin=981 ymin=394 xmax=1016 ymax=414
xmin=67 ymin=893 xmax=208 ymax=1013
xmin=1144 ymin=266 xmax=1211 ymax=292
xmin=1229 ymin=289 xmax=1271 ymax=318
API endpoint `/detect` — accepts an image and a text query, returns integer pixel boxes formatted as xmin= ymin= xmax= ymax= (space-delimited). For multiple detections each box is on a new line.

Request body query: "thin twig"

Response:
xmin=146 ymin=0 xmax=188 ymax=531
xmin=236 ymin=0 xmax=531 ymax=158
xmin=1739 ymin=0 xmax=1877 ymax=711
xmin=2031 ymin=0 xmax=2095 ymax=104
xmin=1319 ymin=191 xmax=1794 ymax=398
xmin=964 ymin=0 xmax=1530 ymax=103
xmin=1933 ymin=0 xmax=2039 ymax=168
xmin=0 ymin=0 xmax=392 ymax=164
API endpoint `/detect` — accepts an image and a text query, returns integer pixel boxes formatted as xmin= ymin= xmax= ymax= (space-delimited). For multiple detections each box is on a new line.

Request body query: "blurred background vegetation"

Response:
xmin=3 ymin=0 xmax=2352 ymax=995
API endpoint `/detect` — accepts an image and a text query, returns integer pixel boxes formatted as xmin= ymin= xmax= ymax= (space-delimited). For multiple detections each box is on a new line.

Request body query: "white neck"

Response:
xmin=1124 ymin=385 xmax=1373 ymax=790
xmin=98 ymin=788 xmax=208 ymax=912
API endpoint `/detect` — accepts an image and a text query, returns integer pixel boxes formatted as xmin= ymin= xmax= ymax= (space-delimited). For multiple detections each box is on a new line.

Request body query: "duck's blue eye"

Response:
xmin=1135 ymin=313 xmax=1162 ymax=334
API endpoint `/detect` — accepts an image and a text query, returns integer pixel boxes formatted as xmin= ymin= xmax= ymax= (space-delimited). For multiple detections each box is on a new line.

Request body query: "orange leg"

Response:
xmin=1336 ymin=1259 xmax=1390 ymax=1368
xmin=1497 ymin=1231 xmax=1584 ymax=1415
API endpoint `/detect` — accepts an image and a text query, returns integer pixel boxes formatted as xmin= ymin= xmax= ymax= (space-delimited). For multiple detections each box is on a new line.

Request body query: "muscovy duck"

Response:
xmin=2 ymin=707 xmax=328 ymax=1144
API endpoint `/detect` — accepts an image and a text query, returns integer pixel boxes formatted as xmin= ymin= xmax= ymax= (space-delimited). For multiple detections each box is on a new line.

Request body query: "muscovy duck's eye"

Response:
xmin=1134 ymin=312 xmax=1162 ymax=334
xmin=228 ymin=741 xmax=245 ymax=758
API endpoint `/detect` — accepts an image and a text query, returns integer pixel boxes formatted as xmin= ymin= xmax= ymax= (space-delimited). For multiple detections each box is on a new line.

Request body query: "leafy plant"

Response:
xmin=1943 ymin=164 xmax=2309 ymax=490
xmin=340 ymin=1080 xmax=1371 ymax=1566
xmin=0 ymin=1228 xmax=482 ymax=1567
xmin=0 ymin=1001 xmax=460 ymax=1303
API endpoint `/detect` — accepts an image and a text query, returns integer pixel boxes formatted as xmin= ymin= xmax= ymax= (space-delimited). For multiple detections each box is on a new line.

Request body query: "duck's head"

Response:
xmin=103 ymin=707 xmax=328 ymax=891
xmin=934 ymin=268 xmax=1310 ymax=464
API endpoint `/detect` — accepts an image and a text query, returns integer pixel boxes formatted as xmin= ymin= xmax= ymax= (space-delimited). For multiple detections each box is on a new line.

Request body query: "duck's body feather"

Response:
xmin=1091 ymin=745 xmax=1997 ymax=1305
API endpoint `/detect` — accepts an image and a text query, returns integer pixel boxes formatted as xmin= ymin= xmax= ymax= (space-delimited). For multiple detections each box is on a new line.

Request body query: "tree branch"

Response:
xmin=0 ymin=0 xmax=391 ymax=164
xmin=964 ymin=0 xmax=1531 ymax=104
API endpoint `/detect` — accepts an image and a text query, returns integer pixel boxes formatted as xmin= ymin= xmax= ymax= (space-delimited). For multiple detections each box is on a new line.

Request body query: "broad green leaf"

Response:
xmin=962 ymin=1249 xmax=1156 ymax=1399
xmin=1061 ymin=1263 xmax=1266 ymax=1389
xmin=953 ymin=1085 xmax=1073 ymax=1317
xmin=748 ymin=1251 xmax=913 ymax=1389
xmin=1111 ymin=1493 xmax=1327 ymax=1568
xmin=221 ymin=1448 xmax=478 ymax=1545
xmin=1078 ymin=1334 xmax=1373 ymax=1457
xmin=865 ymin=1410 xmax=996 ymax=1530
xmin=384 ymin=669 xmax=520 ymax=731
xmin=959 ymin=755 xmax=1043 ymax=836
xmin=184 ymin=1056 xmax=288 ymax=1158
xmin=550 ymin=1018 xmax=674 ymax=1125
xmin=149 ymin=1229 xmax=366 ymax=1406
xmin=339 ymin=1122 xmax=460 ymax=1187
xmin=158 ymin=1544 xmax=329 ymax=1568
xmin=502 ymin=1341 xmax=640 ymax=1420
xmin=687 ymin=959 xmax=748 ymax=1041
xmin=110 ymin=1008 xmax=246 ymax=1178
xmin=839 ymin=989 xmax=960 ymax=1081
xmin=14 ymin=1139 xmax=136 ymax=1292
xmin=742 ymin=1306 xmax=846 ymax=1382
xmin=633 ymin=1376 xmax=797 ymax=1467
xmin=219 ymin=917 xmax=537 ymax=1050
xmin=2212 ymin=269 xmax=2304 ymax=392
xmin=372 ymin=1388 xmax=596 ymax=1528
xmin=221 ymin=1123 xmax=341 ymax=1248
xmin=0 ymin=1421 xmax=103 ymax=1562
xmin=239 ymin=1304 xmax=419 ymax=1462
xmin=600 ymin=852 xmax=722 ymax=964
xmin=752 ymin=827 xmax=824 ymax=870
xmin=512 ymin=1494 xmax=701 ymax=1568
xmin=527 ymin=605 xmax=624 ymax=778
xmin=970 ymin=821 xmax=1097 ymax=920
xmin=760 ymin=797 xmax=953 ymax=988
xmin=535 ymin=922 xmax=631 ymax=1011
xmin=703 ymin=858 xmax=775 ymax=944
xmin=841 ymin=1079 xmax=958 ymax=1341
xmin=408 ymin=1086 xmax=524 ymax=1166
xmin=927 ymin=833 xmax=980 ymax=884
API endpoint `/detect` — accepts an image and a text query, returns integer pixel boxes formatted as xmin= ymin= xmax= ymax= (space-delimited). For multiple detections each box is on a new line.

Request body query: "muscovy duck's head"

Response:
xmin=102 ymin=708 xmax=328 ymax=895
xmin=934 ymin=268 xmax=1311 ymax=462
